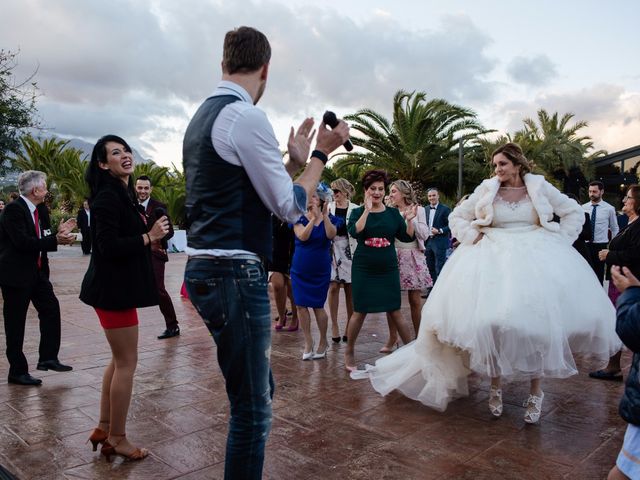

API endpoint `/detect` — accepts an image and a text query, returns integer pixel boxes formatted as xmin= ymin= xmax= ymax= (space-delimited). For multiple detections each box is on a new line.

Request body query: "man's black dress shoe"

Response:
xmin=158 ymin=327 xmax=180 ymax=339
xmin=8 ymin=373 xmax=42 ymax=386
xmin=36 ymin=360 xmax=73 ymax=372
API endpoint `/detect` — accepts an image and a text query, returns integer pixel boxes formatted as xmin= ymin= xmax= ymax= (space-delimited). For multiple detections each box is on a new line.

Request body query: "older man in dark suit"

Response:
xmin=0 ymin=171 xmax=76 ymax=385
xmin=135 ymin=175 xmax=179 ymax=339
xmin=424 ymin=188 xmax=451 ymax=284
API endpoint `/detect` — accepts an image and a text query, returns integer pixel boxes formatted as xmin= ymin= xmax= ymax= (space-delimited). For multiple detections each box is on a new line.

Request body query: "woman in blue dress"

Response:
xmin=291 ymin=192 xmax=342 ymax=360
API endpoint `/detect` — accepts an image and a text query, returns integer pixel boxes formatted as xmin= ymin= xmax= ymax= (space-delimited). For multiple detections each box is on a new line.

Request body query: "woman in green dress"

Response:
xmin=344 ymin=169 xmax=417 ymax=371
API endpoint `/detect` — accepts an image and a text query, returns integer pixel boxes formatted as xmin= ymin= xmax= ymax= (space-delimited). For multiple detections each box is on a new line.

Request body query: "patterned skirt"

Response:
xmin=397 ymin=248 xmax=433 ymax=291
xmin=331 ymin=236 xmax=353 ymax=283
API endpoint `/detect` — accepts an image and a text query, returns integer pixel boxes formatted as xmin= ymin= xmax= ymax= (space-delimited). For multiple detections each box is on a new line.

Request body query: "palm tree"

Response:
xmin=522 ymin=110 xmax=604 ymax=180
xmin=133 ymin=162 xmax=169 ymax=188
xmin=14 ymin=135 xmax=87 ymax=211
xmin=321 ymin=159 xmax=367 ymax=204
xmin=149 ymin=164 xmax=186 ymax=228
xmin=479 ymin=110 xmax=605 ymax=195
xmin=338 ymin=90 xmax=492 ymax=199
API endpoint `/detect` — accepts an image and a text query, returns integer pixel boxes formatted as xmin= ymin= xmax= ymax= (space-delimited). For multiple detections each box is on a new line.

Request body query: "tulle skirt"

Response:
xmin=353 ymin=225 xmax=621 ymax=411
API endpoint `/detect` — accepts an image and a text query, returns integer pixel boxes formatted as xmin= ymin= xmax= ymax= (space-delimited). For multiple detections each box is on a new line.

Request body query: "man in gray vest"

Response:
xmin=182 ymin=26 xmax=349 ymax=479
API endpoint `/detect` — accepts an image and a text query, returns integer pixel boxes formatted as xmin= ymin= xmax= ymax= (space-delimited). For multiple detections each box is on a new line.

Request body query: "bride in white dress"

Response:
xmin=352 ymin=143 xmax=621 ymax=424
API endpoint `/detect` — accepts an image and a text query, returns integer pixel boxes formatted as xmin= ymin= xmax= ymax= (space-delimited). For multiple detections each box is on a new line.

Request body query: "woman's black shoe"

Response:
xmin=342 ymin=335 xmax=348 ymax=343
xmin=332 ymin=337 xmax=341 ymax=344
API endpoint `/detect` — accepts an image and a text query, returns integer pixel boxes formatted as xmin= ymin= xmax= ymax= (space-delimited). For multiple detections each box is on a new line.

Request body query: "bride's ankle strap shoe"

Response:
xmin=489 ymin=387 xmax=503 ymax=417
xmin=523 ymin=391 xmax=544 ymax=424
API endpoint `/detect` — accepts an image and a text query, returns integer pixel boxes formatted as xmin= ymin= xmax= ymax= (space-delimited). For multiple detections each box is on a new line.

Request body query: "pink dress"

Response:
xmin=396 ymin=205 xmax=432 ymax=290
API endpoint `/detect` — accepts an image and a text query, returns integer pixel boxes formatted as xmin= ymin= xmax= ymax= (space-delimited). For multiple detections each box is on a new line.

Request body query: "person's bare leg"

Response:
xmin=271 ymin=272 xmax=287 ymax=328
xmin=313 ymin=307 xmax=329 ymax=353
xmin=97 ymin=360 xmax=114 ymax=432
xmin=381 ymin=313 xmax=398 ymax=353
xmin=328 ymin=282 xmax=340 ymax=338
xmin=297 ymin=307 xmax=313 ymax=354
xmin=408 ymin=290 xmax=423 ymax=337
xmin=343 ymin=285 xmax=354 ymax=340
xmin=104 ymin=325 xmax=141 ymax=455
xmin=344 ymin=284 xmax=354 ymax=324
xmin=286 ymin=277 xmax=298 ymax=329
xmin=387 ymin=310 xmax=412 ymax=344
xmin=345 ymin=312 xmax=366 ymax=370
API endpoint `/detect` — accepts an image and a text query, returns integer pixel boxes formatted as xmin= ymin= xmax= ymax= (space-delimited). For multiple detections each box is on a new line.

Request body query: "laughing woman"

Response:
xmin=344 ymin=169 xmax=416 ymax=371
xmin=80 ymin=135 xmax=169 ymax=461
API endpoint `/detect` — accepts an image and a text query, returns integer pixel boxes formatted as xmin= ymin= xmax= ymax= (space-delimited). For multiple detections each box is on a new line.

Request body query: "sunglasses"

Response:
xmin=332 ymin=189 xmax=342 ymax=194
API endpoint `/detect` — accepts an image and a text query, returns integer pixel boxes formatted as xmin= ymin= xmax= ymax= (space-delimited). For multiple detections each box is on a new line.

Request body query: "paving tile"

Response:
xmin=0 ymin=249 xmax=628 ymax=478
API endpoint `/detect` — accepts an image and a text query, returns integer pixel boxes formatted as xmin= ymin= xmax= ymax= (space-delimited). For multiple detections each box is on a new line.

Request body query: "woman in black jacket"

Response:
xmin=80 ymin=135 xmax=169 ymax=461
xmin=608 ymin=265 xmax=640 ymax=480
xmin=590 ymin=185 xmax=640 ymax=381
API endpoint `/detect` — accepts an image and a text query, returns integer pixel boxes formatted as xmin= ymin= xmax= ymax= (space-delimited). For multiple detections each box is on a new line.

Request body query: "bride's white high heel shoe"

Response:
xmin=488 ymin=387 xmax=503 ymax=417
xmin=523 ymin=391 xmax=544 ymax=424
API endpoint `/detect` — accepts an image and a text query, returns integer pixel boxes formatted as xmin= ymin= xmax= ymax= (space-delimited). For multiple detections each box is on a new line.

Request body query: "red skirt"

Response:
xmin=95 ymin=308 xmax=138 ymax=329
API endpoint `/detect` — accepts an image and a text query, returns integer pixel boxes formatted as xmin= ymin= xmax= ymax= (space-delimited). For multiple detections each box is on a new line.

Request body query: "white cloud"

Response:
xmin=507 ymin=55 xmax=557 ymax=86
xmin=4 ymin=0 xmax=636 ymax=168
xmin=1 ymin=0 xmax=500 ymax=165
xmin=489 ymin=84 xmax=640 ymax=154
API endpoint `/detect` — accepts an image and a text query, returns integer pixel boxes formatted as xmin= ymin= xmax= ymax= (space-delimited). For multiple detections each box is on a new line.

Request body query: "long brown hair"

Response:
xmin=491 ymin=143 xmax=532 ymax=178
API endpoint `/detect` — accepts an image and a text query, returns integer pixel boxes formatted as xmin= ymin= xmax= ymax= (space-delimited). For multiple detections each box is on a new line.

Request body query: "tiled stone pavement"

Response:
xmin=0 ymin=247 xmax=629 ymax=479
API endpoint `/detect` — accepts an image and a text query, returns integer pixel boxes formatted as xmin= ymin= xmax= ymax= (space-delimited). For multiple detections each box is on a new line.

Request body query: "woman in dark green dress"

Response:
xmin=344 ymin=169 xmax=417 ymax=371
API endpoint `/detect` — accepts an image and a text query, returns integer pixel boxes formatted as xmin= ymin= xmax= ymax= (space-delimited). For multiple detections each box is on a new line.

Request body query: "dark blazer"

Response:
xmin=80 ymin=177 xmax=158 ymax=310
xmin=572 ymin=212 xmax=592 ymax=262
xmin=616 ymin=286 xmax=640 ymax=425
xmin=605 ymin=218 xmax=640 ymax=280
xmin=77 ymin=208 xmax=90 ymax=232
xmin=425 ymin=203 xmax=451 ymax=249
xmin=0 ymin=198 xmax=57 ymax=287
xmin=143 ymin=198 xmax=174 ymax=261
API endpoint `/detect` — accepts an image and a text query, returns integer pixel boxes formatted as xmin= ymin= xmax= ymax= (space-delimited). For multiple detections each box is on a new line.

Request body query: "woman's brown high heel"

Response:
xmin=86 ymin=422 xmax=109 ymax=451
xmin=100 ymin=434 xmax=149 ymax=462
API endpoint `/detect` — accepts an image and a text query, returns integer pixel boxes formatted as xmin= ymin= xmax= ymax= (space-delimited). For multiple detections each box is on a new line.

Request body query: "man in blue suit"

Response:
xmin=424 ymin=188 xmax=451 ymax=283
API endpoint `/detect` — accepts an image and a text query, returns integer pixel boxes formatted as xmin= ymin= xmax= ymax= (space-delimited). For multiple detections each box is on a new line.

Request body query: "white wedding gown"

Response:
xmin=352 ymin=187 xmax=621 ymax=411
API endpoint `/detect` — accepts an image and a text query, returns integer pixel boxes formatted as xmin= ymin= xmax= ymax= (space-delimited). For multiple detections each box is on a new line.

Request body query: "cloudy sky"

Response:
xmin=2 ymin=0 xmax=639 ymax=167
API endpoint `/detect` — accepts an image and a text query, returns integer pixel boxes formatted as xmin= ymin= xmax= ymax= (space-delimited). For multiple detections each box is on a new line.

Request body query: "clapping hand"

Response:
xmin=56 ymin=218 xmax=77 ymax=245
xmin=404 ymin=204 xmax=418 ymax=222
xmin=57 ymin=218 xmax=77 ymax=234
xmin=322 ymin=201 xmax=330 ymax=218
xmin=309 ymin=203 xmax=321 ymax=221
xmin=364 ymin=193 xmax=373 ymax=212
xmin=287 ymin=118 xmax=316 ymax=168
xmin=611 ymin=266 xmax=640 ymax=293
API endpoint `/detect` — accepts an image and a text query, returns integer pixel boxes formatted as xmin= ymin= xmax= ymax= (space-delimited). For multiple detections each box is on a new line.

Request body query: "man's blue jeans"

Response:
xmin=185 ymin=256 xmax=273 ymax=480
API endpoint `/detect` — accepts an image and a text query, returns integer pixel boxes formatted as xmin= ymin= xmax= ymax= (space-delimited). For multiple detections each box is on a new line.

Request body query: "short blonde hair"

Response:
xmin=330 ymin=178 xmax=355 ymax=199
